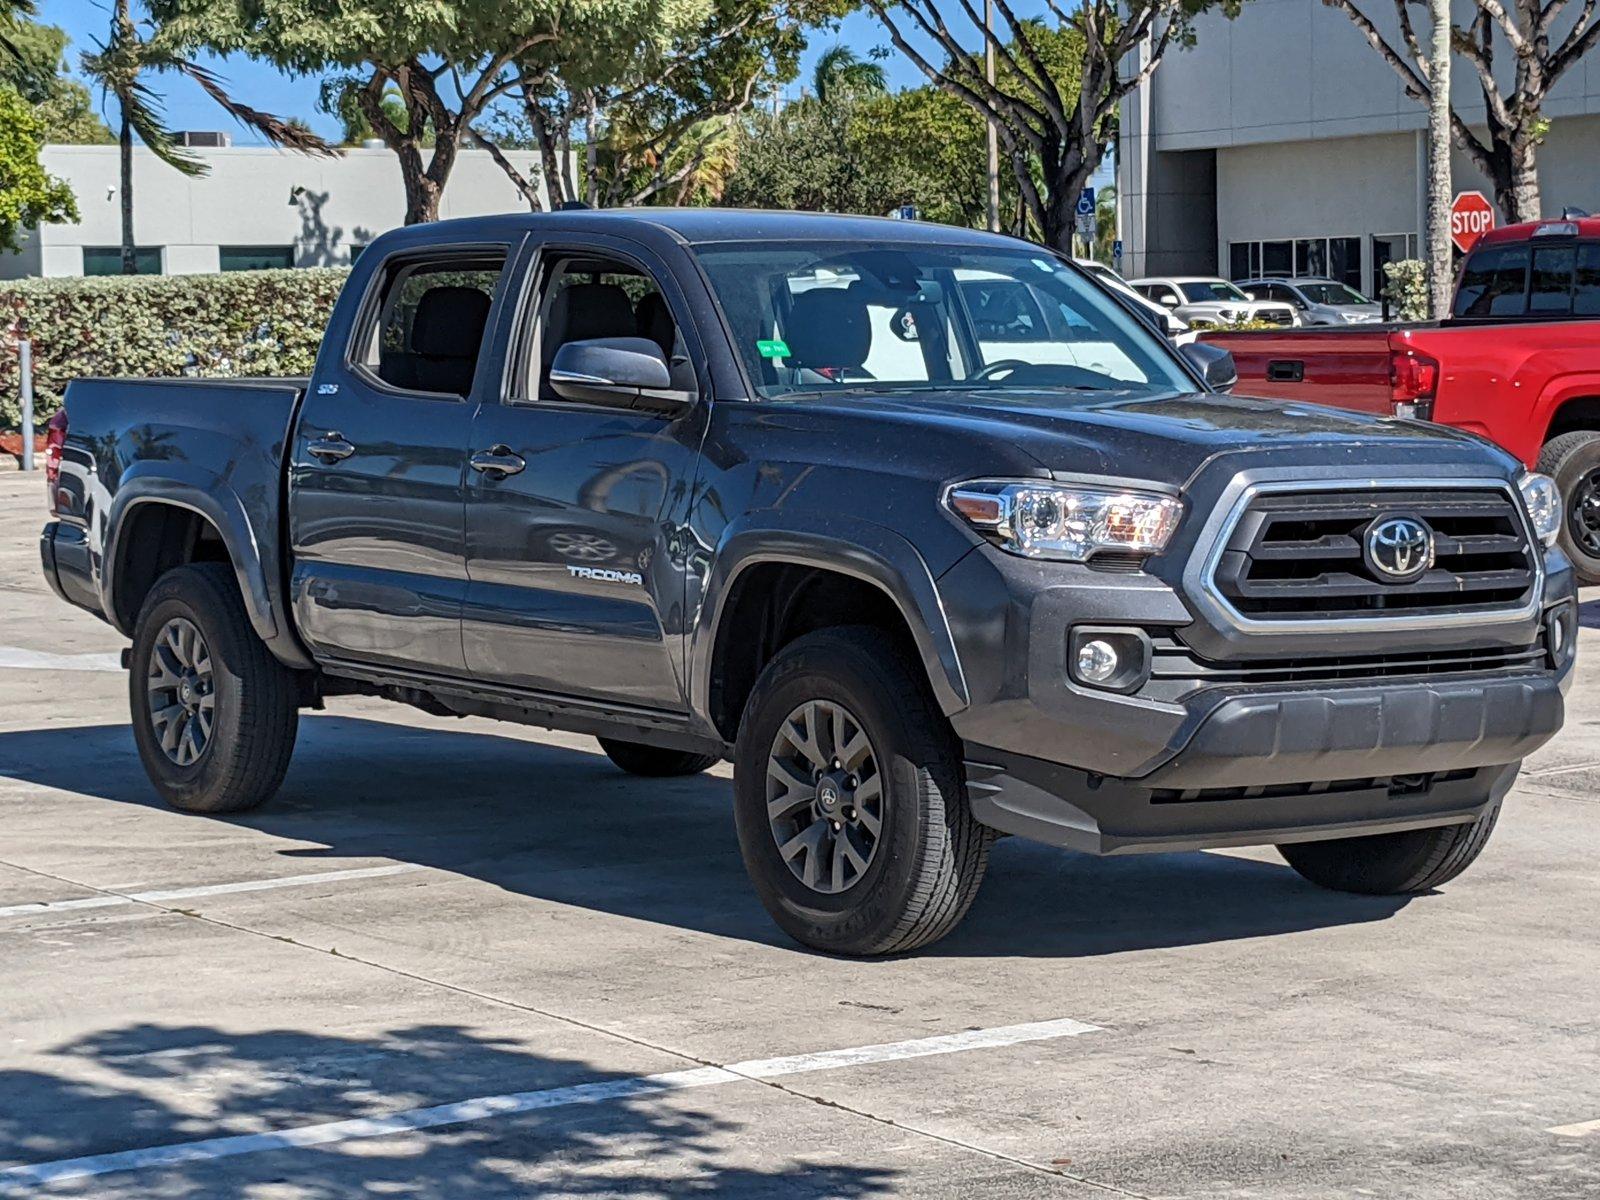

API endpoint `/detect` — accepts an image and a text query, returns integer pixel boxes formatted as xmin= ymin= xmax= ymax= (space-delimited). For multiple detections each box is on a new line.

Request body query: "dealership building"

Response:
xmin=1117 ymin=0 xmax=1600 ymax=294
xmin=2 ymin=140 xmax=545 ymax=280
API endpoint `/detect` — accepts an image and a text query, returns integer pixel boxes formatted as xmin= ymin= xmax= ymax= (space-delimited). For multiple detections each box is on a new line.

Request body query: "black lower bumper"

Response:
xmin=40 ymin=520 xmax=100 ymax=615
xmin=963 ymin=670 xmax=1564 ymax=855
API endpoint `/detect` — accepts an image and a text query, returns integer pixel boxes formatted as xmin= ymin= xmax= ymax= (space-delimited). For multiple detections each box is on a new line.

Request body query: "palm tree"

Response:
xmin=81 ymin=0 xmax=334 ymax=275
xmin=810 ymin=45 xmax=887 ymax=105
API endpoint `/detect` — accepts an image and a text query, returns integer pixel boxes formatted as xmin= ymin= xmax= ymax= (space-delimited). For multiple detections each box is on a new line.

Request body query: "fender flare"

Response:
xmin=101 ymin=467 xmax=313 ymax=670
xmin=1527 ymin=373 xmax=1600 ymax=464
xmin=691 ymin=513 xmax=970 ymax=723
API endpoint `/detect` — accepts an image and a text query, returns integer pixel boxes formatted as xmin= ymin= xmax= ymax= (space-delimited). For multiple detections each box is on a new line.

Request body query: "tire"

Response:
xmin=732 ymin=626 xmax=994 ymax=956
xmin=1277 ymin=800 xmax=1501 ymax=895
xmin=1537 ymin=429 xmax=1600 ymax=585
xmin=129 ymin=562 xmax=299 ymax=814
xmin=597 ymin=738 xmax=719 ymax=777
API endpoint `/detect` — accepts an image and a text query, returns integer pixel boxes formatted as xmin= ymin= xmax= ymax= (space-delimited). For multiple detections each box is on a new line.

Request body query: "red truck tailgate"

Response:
xmin=1199 ymin=328 xmax=1396 ymax=415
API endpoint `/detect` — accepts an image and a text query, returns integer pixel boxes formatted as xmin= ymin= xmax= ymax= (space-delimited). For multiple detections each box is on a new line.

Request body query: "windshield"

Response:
xmin=692 ymin=241 xmax=1194 ymax=401
xmin=1180 ymin=280 xmax=1250 ymax=303
xmin=1300 ymin=282 xmax=1370 ymax=305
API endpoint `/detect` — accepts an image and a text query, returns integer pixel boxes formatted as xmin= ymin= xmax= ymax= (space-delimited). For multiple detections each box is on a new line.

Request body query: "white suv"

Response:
xmin=1129 ymin=276 xmax=1298 ymax=329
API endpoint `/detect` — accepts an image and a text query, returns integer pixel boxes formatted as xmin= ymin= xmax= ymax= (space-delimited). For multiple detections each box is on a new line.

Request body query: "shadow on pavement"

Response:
xmin=0 ymin=715 xmax=1409 ymax=958
xmin=0 ymin=1021 xmax=894 ymax=1197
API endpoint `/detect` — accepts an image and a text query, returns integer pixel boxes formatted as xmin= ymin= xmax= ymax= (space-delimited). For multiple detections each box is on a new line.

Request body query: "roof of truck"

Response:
xmin=374 ymin=208 xmax=1032 ymax=250
xmin=1476 ymin=216 xmax=1600 ymax=246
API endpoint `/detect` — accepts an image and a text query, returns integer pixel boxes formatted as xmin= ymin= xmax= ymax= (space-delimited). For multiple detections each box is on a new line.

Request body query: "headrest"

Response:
xmin=549 ymin=282 xmax=637 ymax=347
xmin=784 ymin=289 xmax=871 ymax=371
xmin=411 ymin=287 xmax=492 ymax=359
xmin=635 ymin=291 xmax=676 ymax=356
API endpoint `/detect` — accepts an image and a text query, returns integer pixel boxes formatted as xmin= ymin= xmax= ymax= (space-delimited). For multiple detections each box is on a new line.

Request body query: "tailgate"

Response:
xmin=1199 ymin=329 xmax=1395 ymax=415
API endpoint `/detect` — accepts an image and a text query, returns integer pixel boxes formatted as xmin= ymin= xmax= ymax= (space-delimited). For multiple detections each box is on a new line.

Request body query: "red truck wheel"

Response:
xmin=1538 ymin=431 xmax=1600 ymax=585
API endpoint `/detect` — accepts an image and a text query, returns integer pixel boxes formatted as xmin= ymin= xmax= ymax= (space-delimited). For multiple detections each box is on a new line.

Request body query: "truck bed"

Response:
xmin=47 ymin=377 xmax=307 ymax=658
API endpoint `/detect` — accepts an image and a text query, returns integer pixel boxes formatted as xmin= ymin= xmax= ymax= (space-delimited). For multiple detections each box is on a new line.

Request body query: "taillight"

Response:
xmin=44 ymin=409 xmax=67 ymax=513
xmin=1389 ymin=349 xmax=1439 ymax=420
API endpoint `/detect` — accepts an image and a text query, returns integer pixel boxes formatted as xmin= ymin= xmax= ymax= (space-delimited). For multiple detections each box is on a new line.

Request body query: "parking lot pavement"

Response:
xmin=3 ymin=470 xmax=1599 ymax=1199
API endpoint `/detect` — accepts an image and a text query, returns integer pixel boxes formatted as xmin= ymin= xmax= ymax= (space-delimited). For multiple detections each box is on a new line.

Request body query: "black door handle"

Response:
xmin=470 ymin=445 xmax=527 ymax=479
xmin=308 ymin=433 xmax=356 ymax=462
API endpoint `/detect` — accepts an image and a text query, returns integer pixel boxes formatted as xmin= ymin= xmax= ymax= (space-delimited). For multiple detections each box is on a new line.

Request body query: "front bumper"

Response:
xmin=939 ymin=539 xmax=1574 ymax=856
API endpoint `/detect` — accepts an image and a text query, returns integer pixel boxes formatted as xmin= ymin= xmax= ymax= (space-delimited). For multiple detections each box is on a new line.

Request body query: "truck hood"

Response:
xmin=791 ymin=387 xmax=1512 ymax=485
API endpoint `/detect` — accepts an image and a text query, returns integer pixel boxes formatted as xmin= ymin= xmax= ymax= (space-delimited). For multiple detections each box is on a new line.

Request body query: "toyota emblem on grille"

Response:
xmin=1364 ymin=515 xmax=1435 ymax=582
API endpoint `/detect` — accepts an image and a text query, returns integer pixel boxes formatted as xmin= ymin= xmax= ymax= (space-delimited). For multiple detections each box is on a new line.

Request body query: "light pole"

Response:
xmin=985 ymin=0 xmax=1000 ymax=233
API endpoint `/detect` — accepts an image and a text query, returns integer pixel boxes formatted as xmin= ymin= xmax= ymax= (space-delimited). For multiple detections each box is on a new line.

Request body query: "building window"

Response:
xmin=83 ymin=246 xmax=161 ymax=276
xmin=1229 ymin=237 xmax=1364 ymax=290
xmin=220 ymin=245 xmax=295 ymax=272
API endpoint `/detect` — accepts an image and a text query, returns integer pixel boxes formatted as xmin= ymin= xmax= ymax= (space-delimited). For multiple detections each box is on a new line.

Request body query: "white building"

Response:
xmin=5 ymin=142 xmax=546 ymax=279
xmin=1118 ymin=0 xmax=1600 ymax=294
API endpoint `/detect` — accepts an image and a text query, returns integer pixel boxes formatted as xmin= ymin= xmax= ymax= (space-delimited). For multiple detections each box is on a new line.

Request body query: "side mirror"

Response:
xmin=1180 ymin=342 xmax=1238 ymax=393
xmin=549 ymin=337 xmax=690 ymax=413
xmin=1158 ymin=295 xmax=1179 ymax=308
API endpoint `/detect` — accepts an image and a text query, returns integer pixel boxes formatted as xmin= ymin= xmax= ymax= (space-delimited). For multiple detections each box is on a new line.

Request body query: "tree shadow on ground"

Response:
xmin=0 ymin=714 xmax=1408 ymax=959
xmin=0 ymin=1021 xmax=895 ymax=1197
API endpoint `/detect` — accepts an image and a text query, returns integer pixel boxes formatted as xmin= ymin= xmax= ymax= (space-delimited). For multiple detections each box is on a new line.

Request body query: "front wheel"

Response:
xmin=732 ymin=626 xmax=994 ymax=956
xmin=1537 ymin=430 xmax=1600 ymax=584
xmin=1277 ymin=801 xmax=1501 ymax=895
xmin=129 ymin=562 xmax=299 ymax=814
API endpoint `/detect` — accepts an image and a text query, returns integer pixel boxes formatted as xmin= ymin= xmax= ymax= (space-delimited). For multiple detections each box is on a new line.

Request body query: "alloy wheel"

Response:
xmin=145 ymin=617 xmax=215 ymax=767
xmin=765 ymin=699 xmax=883 ymax=895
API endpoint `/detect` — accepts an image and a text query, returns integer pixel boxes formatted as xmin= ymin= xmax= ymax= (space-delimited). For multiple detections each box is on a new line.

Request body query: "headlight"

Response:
xmin=945 ymin=479 xmax=1183 ymax=562
xmin=1518 ymin=471 xmax=1562 ymax=547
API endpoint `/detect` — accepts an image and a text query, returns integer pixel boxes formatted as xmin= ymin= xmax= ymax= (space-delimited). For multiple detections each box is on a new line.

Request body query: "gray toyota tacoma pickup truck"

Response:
xmin=40 ymin=210 xmax=1576 ymax=954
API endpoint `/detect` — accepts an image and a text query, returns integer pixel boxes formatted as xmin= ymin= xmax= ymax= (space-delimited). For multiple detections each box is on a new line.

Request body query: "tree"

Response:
xmin=0 ymin=14 xmax=114 ymax=141
xmin=1322 ymin=0 xmax=1600 ymax=223
xmin=488 ymin=0 xmax=851 ymax=210
xmin=865 ymin=0 xmax=1239 ymax=251
xmin=0 ymin=83 xmax=78 ymax=252
xmin=1424 ymin=0 xmax=1452 ymax=318
xmin=83 ymin=0 xmax=333 ymax=274
xmin=163 ymin=0 xmax=680 ymax=224
xmin=811 ymin=44 xmax=887 ymax=101
xmin=721 ymin=91 xmax=896 ymax=212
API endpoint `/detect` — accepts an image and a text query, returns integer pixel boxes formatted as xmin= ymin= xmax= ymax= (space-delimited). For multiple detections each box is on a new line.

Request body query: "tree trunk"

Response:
xmin=119 ymin=108 xmax=135 ymax=275
xmin=396 ymin=144 xmax=442 ymax=225
xmin=1425 ymin=0 xmax=1453 ymax=320
xmin=1496 ymin=137 xmax=1541 ymax=224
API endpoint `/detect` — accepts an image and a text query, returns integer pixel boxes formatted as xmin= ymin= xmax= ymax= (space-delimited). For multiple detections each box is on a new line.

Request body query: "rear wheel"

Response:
xmin=597 ymin=738 xmax=719 ymax=777
xmin=1537 ymin=430 xmax=1600 ymax=584
xmin=129 ymin=563 xmax=299 ymax=814
xmin=732 ymin=626 xmax=993 ymax=956
xmin=1277 ymin=801 xmax=1501 ymax=895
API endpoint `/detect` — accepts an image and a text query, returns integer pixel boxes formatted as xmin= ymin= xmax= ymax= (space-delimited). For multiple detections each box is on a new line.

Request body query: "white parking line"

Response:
xmin=1548 ymin=1117 xmax=1600 ymax=1137
xmin=0 ymin=1017 xmax=1101 ymax=1192
xmin=0 ymin=647 xmax=123 ymax=672
xmin=0 ymin=864 xmax=425 ymax=920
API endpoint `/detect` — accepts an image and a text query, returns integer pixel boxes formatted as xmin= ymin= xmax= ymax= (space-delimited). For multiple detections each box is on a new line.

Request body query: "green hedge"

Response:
xmin=1 ymin=268 xmax=351 ymax=428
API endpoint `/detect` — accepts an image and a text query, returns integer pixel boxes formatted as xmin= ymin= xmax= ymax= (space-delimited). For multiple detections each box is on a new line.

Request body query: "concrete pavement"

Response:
xmin=2 ymin=470 xmax=1598 ymax=1198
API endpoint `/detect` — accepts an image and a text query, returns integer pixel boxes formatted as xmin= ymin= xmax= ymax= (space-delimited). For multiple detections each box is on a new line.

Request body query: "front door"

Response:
xmin=461 ymin=238 xmax=709 ymax=710
xmin=288 ymin=243 xmax=514 ymax=675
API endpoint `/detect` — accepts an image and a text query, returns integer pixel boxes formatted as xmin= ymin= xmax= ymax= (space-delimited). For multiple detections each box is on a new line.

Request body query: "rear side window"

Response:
xmin=1454 ymin=245 xmax=1529 ymax=317
xmin=355 ymin=252 xmax=507 ymax=396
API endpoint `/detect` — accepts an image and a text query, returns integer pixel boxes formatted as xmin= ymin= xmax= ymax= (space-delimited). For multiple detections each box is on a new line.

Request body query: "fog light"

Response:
xmin=1067 ymin=627 xmax=1153 ymax=693
xmin=1546 ymin=601 xmax=1576 ymax=668
xmin=1076 ymin=639 xmax=1120 ymax=683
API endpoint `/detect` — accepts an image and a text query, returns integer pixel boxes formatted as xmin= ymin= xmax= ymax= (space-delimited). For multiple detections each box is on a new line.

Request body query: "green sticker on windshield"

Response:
xmin=756 ymin=338 xmax=790 ymax=359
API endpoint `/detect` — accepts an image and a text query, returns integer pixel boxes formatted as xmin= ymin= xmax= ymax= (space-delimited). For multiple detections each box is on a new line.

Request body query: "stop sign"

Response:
xmin=1451 ymin=191 xmax=1496 ymax=253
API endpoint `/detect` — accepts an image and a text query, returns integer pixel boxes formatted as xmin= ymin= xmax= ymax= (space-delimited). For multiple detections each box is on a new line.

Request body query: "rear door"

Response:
xmin=459 ymin=234 xmax=710 ymax=710
xmin=288 ymin=241 xmax=515 ymax=675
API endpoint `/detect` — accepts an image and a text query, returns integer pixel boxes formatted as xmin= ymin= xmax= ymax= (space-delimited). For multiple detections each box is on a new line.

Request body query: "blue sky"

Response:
xmin=48 ymin=1 xmax=953 ymax=143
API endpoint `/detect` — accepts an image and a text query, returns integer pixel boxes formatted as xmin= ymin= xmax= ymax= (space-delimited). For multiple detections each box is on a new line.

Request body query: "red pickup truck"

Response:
xmin=1202 ymin=217 xmax=1600 ymax=580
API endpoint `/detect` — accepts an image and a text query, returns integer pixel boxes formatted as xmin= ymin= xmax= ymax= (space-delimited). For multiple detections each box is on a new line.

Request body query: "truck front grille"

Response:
xmin=1211 ymin=487 xmax=1537 ymax=620
xmin=1151 ymin=633 xmax=1547 ymax=685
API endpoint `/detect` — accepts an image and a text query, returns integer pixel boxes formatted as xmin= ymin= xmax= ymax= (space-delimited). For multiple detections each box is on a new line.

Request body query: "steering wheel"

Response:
xmin=972 ymin=358 xmax=1032 ymax=382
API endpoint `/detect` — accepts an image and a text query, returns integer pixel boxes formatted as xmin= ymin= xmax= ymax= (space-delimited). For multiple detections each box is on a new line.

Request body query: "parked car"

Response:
xmin=1074 ymin=258 xmax=1191 ymax=338
xmin=1200 ymin=216 xmax=1600 ymax=580
xmin=1237 ymin=277 xmax=1384 ymax=325
xmin=1128 ymin=276 xmax=1298 ymax=329
xmin=41 ymin=210 xmax=1573 ymax=955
